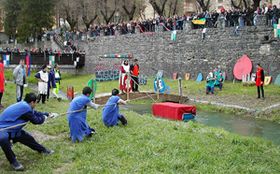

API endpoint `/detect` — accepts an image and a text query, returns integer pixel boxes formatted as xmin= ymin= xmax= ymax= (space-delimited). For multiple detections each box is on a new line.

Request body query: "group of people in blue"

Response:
xmin=67 ymin=87 xmax=128 ymax=143
xmin=206 ymin=66 xmax=224 ymax=94
xmin=0 ymin=86 xmax=128 ymax=171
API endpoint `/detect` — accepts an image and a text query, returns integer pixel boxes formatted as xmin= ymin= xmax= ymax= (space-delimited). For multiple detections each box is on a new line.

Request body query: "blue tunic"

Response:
xmin=102 ymin=96 xmax=120 ymax=127
xmin=0 ymin=101 xmax=46 ymax=139
xmin=0 ymin=101 xmax=32 ymax=133
xmin=67 ymin=95 xmax=92 ymax=142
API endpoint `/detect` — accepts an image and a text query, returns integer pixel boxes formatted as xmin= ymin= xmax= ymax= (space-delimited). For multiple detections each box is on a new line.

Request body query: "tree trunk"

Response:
xmin=100 ymin=10 xmax=116 ymax=24
xmin=172 ymin=0 xmax=178 ymax=16
xmin=82 ymin=15 xmax=98 ymax=30
xmin=252 ymin=0 xmax=261 ymax=11
xmin=149 ymin=0 xmax=168 ymax=16
xmin=196 ymin=0 xmax=210 ymax=12
xmin=231 ymin=0 xmax=242 ymax=9
xmin=122 ymin=1 xmax=137 ymax=21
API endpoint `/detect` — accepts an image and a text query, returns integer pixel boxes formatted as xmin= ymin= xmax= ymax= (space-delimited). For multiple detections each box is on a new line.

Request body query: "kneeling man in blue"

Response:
xmin=102 ymin=89 xmax=128 ymax=127
xmin=67 ymin=87 xmax=99 ymax=143
xmin=0 ymin=93 xmax=54 ymax=171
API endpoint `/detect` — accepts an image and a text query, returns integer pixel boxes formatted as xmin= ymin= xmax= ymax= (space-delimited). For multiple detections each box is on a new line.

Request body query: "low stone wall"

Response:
xmin=3 ymin=26 xmax=279 ymax=81
xmin=80 ymin=26 xmax=280 ymax=81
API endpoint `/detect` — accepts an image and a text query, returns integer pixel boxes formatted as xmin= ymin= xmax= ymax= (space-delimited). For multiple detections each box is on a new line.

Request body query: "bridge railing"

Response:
xmin=0 ymin=51 xmax=85 ymax=68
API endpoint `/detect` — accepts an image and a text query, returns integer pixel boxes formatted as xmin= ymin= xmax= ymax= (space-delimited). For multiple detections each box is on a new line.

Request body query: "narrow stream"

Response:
xmin=122 ymin=104 xmax=280 ymax=145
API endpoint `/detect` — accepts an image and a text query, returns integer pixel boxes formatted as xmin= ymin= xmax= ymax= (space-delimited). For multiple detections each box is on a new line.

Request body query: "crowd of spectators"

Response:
xmin=58 ymin=4 xmax=279 ymax=42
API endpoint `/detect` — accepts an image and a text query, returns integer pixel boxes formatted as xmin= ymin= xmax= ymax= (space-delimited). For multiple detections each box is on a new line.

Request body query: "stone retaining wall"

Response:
xmin=80 ymin=26 xmax=280 ymax=81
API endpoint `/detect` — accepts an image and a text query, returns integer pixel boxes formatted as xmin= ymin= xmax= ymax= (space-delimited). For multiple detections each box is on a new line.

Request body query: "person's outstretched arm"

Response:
xmin=21 ymin=111 xmax=49 ymax=125
xmin=87 ymin=101 xmax=99 ymax=110
xmin=118 ymin=99 xmax=127 ymax=105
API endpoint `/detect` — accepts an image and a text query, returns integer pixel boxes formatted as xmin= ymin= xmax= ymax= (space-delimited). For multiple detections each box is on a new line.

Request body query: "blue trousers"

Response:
xmin=0 ymin=130 xmax=46 ymax=163
xmin=206 ymin=86 xmax=214 ymax=94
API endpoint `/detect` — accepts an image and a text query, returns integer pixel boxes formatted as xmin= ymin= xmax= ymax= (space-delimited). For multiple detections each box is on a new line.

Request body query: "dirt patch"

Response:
xmin=53 ymin=163 xmax=72 ymax=174
xmin=30 ymin=131 xmax=58 ymax=142
xmin=0 ymin=160 xmax=4 ymax=168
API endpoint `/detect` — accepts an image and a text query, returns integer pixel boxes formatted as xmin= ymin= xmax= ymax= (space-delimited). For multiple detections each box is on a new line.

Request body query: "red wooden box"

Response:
xmin=152 ymin=102 xmax=196 ymax=121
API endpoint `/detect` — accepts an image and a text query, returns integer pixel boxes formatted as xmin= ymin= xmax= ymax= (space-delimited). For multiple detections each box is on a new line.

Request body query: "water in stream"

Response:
xmin=122 ymin=104 xmax=280 ymax=145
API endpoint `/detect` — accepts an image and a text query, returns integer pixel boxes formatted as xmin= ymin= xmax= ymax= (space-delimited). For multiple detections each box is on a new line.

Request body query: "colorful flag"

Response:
xmin=3 ymin=54 xmax=10 ymax=67
xmin=192 ymin=18 xmax=206 ymax=25
xmin=49 ymin=55 xmax=55 ymax=66
xmin=25 ymin=53 xmax=31 ymax=76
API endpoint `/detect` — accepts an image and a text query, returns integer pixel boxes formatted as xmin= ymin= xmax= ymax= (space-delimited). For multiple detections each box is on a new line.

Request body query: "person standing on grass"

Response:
xmin=255 ymin=63 xmax=265 ymax=99
xmin=102 ymin=88 xmax=128 ymax=127
xmin=0 ymin=93 xmax=54 ymax=171
xmin=47 ymin=65 xmax=56 ymax=101
xmin=119 ymin=60 xmax=131 ymax=93
xmin=13 ymin=59 xmax=26 ymax=102
xmin=214 ymin=66 xmax=224 ymax=90
xmin=0 ymin=56 xmax=5 ymax=108
xmin=53 ymin=64 xmax=61 ymax=99
xmin=67 ymin=87 xmax=99 ymax=143
xmin=206 ymin=72 xmax=215 ymax=95
xmin=130 ymin=59 xmax=140 ymax=92
xmin=35 ymin=65 xmax=49 ymax=104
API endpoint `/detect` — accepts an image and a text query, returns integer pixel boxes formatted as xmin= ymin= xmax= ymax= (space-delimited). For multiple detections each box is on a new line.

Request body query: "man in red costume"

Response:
xmin=255 ymin=63 xmax=264 ymax=99
xmin=0 ymin=56 xmax=5 ymax=108
xmin=130 ymin=59 xmax=140 ymax=92
xmin=119 ymin=60 xmax=131 ymax=93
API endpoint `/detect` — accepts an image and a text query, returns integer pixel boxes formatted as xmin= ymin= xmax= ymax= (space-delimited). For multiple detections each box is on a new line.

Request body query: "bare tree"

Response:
xmin=149 ymin=0 xmax=168 ymax=16
xmin=100 ymin=0 xmax=117 ymax=24
xmin=172 ymin=0 xmax=179 ymax=16
xmin=231 ymin=0 xmax=248 ymax=10
xmin=167 ymin=0 xmax=179 ymax=17
xmin=122 ymin=0 xmax=137 ymax=20
xmin=196 ymin=0 xmax=210 ymax=12
xmin=80 ymin=0 xmax=98 ymax=30
xmin=58 ymin=0 xmax=80 ymax=31
xmin=231 ymin=0 xmax=261 ymax=11
xmin=251 ymin=0 xmax=261 ymax=11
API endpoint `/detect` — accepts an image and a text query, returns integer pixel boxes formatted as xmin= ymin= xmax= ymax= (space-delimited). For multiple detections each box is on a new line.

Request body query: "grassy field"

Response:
xmin=5 ymin=69 xmax=280 ymax=100
xmin=1 ymin=72 xmax=280 ymax=173
xmin=56 ymin=73 xmax=280 ymax=120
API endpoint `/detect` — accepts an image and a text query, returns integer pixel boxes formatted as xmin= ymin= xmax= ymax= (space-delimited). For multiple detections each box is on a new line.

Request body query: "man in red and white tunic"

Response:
xmin=119 ymin=60 xmax=132 ymax=93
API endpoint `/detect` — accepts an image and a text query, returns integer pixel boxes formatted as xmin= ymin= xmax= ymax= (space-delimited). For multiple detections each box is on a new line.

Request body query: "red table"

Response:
xmin=152 ymin=102 xmax=196 ymax=121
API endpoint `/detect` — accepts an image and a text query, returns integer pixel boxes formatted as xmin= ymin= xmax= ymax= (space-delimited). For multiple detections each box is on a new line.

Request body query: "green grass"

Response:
xmin=59 ymin=73 xmax=280 ymax=98
xmin=6 ymin=69 xmax=279 ymax=99
xmin=1 ymin=73 xmax=280 ymax=173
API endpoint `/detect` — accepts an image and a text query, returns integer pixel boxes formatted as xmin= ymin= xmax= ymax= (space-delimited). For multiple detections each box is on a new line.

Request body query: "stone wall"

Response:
xmin=80 ymin=26 xmax=280 ymax=81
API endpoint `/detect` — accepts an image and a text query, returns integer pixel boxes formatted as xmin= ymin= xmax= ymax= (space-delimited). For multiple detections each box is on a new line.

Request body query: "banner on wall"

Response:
xmin=192 ymin=18 xmax=206 ymax=25
xmin=3 ymin=54 xmax=10 ymax=67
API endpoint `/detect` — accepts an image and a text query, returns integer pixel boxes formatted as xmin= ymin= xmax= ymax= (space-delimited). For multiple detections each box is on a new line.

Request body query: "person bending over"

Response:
xmin=0 ymin=93 xmax=54 ymax=171
xmin=67 ymin=87 xmax=99 ymax=143
xmin=102 ymin=89 xmax=128 ymax=127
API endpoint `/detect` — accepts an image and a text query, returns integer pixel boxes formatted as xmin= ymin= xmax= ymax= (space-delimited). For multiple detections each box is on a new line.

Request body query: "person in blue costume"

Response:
xmin=0 ymin=93 xmax=54 ymax=171
xmin=214 ymin=66 xmax=224 ymax=90
xmin=102 ymin=89 xmax=128 ymax=127
xmin=46 ymin=65 xmax=56 ymax=101
xmin=206 ymin=72 xmax=215 ymax=94
xmin=67 ymin=86 xmax=99 ymax=143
